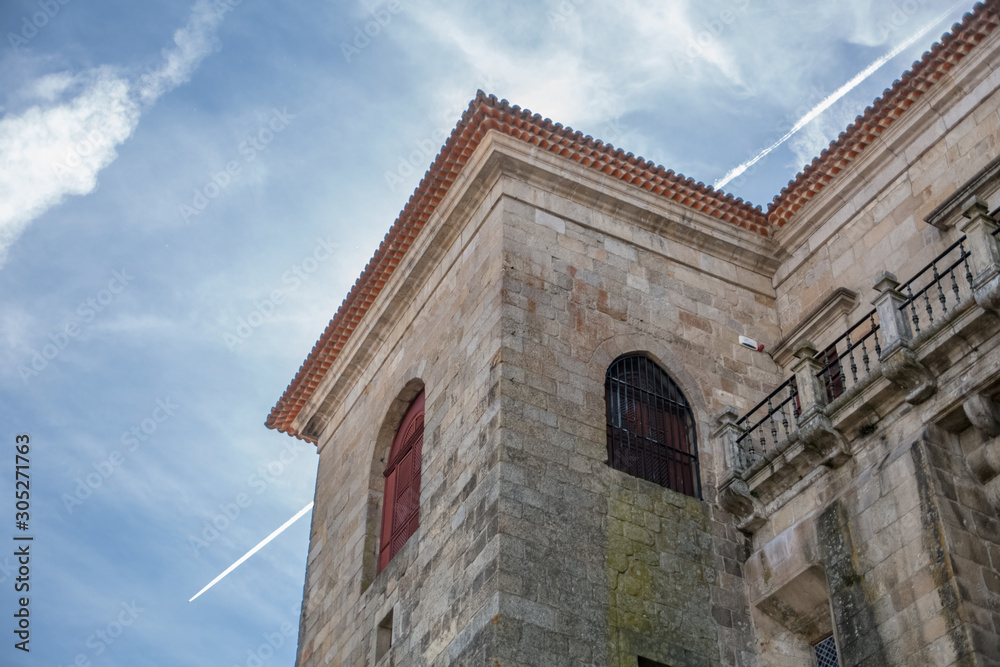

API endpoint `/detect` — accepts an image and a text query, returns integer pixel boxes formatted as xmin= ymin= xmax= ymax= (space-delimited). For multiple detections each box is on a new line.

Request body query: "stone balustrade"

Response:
xmin=719 ymin=196 xmax=1000 ymax=534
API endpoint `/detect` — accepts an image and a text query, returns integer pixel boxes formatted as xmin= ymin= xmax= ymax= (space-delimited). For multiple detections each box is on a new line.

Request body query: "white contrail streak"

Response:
xmin=188 ymin=502 xmax=314 ymax=602
xmin=715 ymin=3 xmax=965 ymax=189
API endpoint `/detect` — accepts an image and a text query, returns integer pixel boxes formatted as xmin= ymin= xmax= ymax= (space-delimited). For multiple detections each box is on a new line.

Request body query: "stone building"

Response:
xmin=267 ymin=2 xmax=1000 ymax=665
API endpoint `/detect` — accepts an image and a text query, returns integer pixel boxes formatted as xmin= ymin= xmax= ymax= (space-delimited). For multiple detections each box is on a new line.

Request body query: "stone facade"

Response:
xmin=271 ymin=4 xmax=1000 ymax=665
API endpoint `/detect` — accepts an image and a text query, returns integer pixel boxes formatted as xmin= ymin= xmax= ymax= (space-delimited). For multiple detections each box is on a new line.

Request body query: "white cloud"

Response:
xmin=0 ymin=0 xmax=235 ymax=268
xmin=136 ymin=0 xmax=231 ymax=106
xmin=24 ymin=71 xmax=78 ymax=102
xmin=396 ymin=0 xmax=719 ymax=168
xmin=0 ymin=70 xmax=141 ymax=266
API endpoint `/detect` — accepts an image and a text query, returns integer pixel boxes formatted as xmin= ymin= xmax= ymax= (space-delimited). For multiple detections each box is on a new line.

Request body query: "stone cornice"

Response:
xmin=294 ymin=130 xmax=780 ymax=448
xmin=771 ymin=25 xmax=1000 ymax=289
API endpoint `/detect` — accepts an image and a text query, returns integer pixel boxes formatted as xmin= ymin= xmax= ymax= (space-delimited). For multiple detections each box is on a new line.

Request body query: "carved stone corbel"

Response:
xmin=880 ymin=344 xmax=936 ymax=404
xmin=967 ymin=442 xmax=1000 ymax=485
xmin=965 ymin=394 xmax=1000 ymax=437
xmin=719 ymin=473 xmax=767 ymax=534
xmin=798 ymin=412 xmax=850 ymax=468
xmin=964 ymin=394 xmax=1000 ymax=484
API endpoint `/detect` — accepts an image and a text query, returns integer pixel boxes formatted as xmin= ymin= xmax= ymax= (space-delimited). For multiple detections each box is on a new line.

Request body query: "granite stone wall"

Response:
xmin=294 ymin=189 xmax=507 ymax=666
xmin=771 ymin=32 xmax=1000 ymax=361
xmin=492 ymin=192 xmax=775 ymax=666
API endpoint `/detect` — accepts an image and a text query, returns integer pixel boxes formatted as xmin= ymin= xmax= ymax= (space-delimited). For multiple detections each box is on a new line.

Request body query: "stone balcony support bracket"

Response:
xmin=872 ymin=272 xmax=936 ymax=404
xmin=964 ymin=394 xmax=1000 ymax=484
xmin=958 ymin=195 xmax=1000 ymax=315
xmin=713 ymin=407 xmax=768 ymax=534
xmin=798 ymin=413 xmax=850 ymax=469
xmin=718 ymin=471 xmax=767 ymax=535
xmin=791 ymin=340 xmax=850 ymax=468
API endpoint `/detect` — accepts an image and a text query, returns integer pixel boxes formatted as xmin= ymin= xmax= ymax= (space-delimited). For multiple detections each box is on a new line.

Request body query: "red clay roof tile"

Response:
xmin=266 ymin=89 xmax=766 ymax=439
xmin=268 ymin=1 xmax=999 ymax=442
xmin=770 ymin=1 xmax=1000 ymax=226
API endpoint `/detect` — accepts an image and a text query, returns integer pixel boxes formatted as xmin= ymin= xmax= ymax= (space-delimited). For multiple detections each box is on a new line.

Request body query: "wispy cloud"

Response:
xmin=0 ymin=0 xmax=236 ymax=267
xmin=714 ymin=1 xmax=964 ymax=189
xmin=136 ymin=0 xmax=232 ymax=105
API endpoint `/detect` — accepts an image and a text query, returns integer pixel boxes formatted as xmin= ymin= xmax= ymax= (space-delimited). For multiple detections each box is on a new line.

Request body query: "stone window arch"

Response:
xmin=378 ymin=391 xmax=425 ymax=573
xmin=605 ymin=354 xmax=700 ymax=497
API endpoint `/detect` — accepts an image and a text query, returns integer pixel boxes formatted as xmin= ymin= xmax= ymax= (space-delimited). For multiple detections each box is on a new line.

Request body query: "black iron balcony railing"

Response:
xmin=734 ymin=376 xmax=798 ymax=470
xmin=897 ymin=237 xmax=974 ymax=337
xmin=718 ymin=198 xmax=1000 ymax=534
xmin=815 ymin=310 xmax=881 ymax=404
xmin=731 ymin=230 xmax=983 ymax=472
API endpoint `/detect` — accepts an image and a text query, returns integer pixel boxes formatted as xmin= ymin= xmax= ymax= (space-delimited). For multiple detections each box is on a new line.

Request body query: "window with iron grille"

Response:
xmin=606 ymin=354 xmax=700 ymax=497
xmin=814 ymin=635 xmax=840 ymax=667
xmin=378 ymin=392 xmax=425 ymax=573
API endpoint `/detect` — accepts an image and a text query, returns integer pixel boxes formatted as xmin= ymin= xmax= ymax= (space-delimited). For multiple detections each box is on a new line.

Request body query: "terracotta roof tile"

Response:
xmin=269 ymin=1 xmax=1000 ymax=442
xmin=769 ymin=1 xmax=1000 ymax=226
xmin=266 ymin=91 xmax=764 ymax=440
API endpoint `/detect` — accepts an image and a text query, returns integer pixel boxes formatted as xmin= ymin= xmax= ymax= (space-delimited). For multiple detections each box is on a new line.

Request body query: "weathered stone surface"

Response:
xmin=283 ymin=19 xmax=1000 ymax=667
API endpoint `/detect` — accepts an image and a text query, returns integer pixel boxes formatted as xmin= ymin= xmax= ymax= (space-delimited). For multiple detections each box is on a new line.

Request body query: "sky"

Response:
xmin=0 ymin=0 xmax=976 ymax=665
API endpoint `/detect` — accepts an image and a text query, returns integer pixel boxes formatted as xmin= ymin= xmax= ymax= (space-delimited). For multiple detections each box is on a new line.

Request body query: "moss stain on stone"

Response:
xmin=818 ymin=499 xmax=889 ymax=666
xmin=605 ymin=485 xmax=717 ymax=667
xmin=910 ymin=438 xmax=976 ymax=665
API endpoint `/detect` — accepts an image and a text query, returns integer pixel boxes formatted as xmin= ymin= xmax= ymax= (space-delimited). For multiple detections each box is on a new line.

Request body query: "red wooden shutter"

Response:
xmin=823 ymin=347 xmax=844 ymax=402
xmin=378 ymin=392 xmax=425 ymax=573
xmin=378 ymin=470 xmax=396 ymax=572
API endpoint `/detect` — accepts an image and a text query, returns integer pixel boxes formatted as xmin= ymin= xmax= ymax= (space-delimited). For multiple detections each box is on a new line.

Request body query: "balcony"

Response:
xmin=714 ymin=197 xmax=1000 ymax=534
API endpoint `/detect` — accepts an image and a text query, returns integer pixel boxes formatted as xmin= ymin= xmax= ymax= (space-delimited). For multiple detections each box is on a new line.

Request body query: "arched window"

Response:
xmin=606 ymin=355 xmax=699 ymax=497
xmin=378 ymin=391 xmax=425 ymax=573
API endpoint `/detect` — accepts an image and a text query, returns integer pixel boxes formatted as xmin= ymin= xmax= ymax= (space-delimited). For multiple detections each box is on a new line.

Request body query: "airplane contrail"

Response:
xmin=715 ymin=2 xmax=965 ymax=189
xmin=188 ymin=501 xmax=314 ymax=602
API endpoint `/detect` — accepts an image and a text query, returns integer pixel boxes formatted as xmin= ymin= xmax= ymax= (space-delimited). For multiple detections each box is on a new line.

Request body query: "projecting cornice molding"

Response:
xmin=288 ymin=131 xmax=778 ymax=449
xmin=925 ymin=154 xmax=1000 ymax=229
xmin=771 ymin=288 xmax=860 ymax=368
xmin=269 ymin=3 xmax=1000 ymax=443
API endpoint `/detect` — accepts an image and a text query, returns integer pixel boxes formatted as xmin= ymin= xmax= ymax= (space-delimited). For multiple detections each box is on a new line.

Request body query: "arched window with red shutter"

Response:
xmin=378 ymin=391 xmax=425 ymax=573
xmin=606 ymin=354 xmax=700 ymax=498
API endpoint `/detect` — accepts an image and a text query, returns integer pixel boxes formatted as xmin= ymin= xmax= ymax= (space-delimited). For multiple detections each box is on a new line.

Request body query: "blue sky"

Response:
xmin=0 ymin=0 xmax=973 ymax=665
